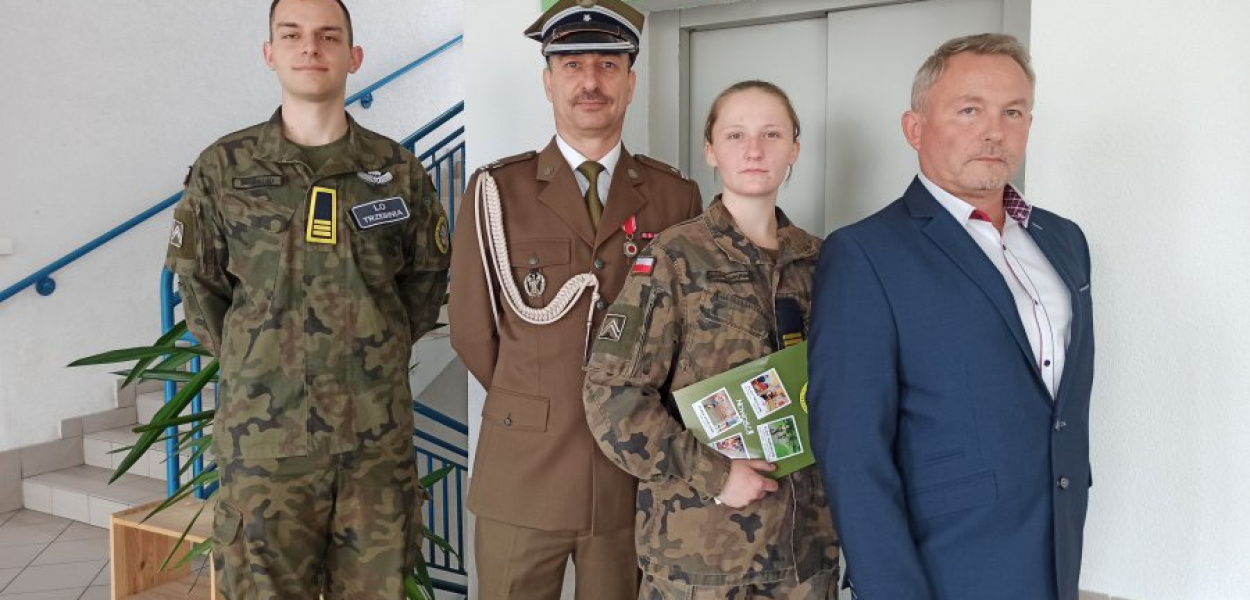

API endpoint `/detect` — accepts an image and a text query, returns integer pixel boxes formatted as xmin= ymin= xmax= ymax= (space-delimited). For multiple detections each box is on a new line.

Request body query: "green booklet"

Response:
xmin=672 ymin=341 xmax=813 ymax=478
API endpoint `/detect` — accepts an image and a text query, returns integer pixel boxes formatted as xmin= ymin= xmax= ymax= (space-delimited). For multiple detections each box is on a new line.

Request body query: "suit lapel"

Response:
xmin=595 ymin=149 xmax=648 ymax=250
xmin=1026 ymin=211 xmax=1086 ymax=407
xmin=535 ymin=140 xmax=596 ymax=247
xmin=904 ymin=179 xmax=1037 ymax=373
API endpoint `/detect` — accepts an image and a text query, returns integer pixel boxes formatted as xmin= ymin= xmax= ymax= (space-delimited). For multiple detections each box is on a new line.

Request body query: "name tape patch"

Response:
xmin=233 ymin=175 xmax=284 ymax=189
xmin=707 ymin=270 xmax=753 ymax=284
xmin=350 ymin=197 xmax=411 ymax=230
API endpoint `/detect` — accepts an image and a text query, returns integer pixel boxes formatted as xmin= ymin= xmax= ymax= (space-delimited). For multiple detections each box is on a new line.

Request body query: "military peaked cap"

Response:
xmin=525 ymin=0 xmax=645 ymax=57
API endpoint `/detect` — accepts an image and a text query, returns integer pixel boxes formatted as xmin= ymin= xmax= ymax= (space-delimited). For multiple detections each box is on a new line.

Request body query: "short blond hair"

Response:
xmin=911 ymin=33 xmax=1034 ymax=110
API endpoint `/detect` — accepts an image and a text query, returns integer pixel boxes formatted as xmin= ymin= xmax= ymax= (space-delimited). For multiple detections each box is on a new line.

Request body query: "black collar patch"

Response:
xmin=350 ymin=197 xmax=411 ymax=230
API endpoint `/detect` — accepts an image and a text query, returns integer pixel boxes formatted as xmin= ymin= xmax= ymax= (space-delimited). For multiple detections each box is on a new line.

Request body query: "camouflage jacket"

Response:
xmin=165 ymin=109 xmax=450 ymax=460
xmin=584 ymin=199 xmax=840 ymax=587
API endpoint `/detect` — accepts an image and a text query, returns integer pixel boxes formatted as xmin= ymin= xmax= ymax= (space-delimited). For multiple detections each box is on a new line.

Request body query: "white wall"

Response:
xmin=1028 ymin=2 xmax=1250 ymax=598
xmin=0 ymin=0 xmax=463 ymax=451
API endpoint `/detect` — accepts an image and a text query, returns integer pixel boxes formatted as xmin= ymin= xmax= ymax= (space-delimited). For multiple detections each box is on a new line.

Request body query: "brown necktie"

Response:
xmin=577 ymin=161 xmax=605 ymax=227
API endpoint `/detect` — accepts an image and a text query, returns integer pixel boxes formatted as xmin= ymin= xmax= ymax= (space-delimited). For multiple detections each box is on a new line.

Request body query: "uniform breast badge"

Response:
xmin=622 ymin=215 xmax=639 ymax=258
xmin=306 ymin=187 xmax=338 ymax=244
xmin=523 ymin=255 xmax=546 ymax=298
xmin=357 ymin=170 xmax=394 ymax=186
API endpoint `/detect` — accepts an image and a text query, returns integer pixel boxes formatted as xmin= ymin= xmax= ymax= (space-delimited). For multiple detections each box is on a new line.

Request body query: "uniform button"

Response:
xmin=595 ymin=299 xmax=607 ymax=310
xmin=503 ymin=417 xmax=513 ymax=427
xmin=593 ymin=258 xmax=605 ymax=270
xmin=1044 ymin=359 xmax=1052 ymax=367
xmin=1057 ymin=477 xmax=1070 ymax=490
xmin=1054 ymin=420 xmax=1067 ymax=431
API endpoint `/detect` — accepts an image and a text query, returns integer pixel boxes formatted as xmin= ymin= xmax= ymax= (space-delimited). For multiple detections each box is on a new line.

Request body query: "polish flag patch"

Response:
xmin=631 ymin=256 xmax=655 ymax=275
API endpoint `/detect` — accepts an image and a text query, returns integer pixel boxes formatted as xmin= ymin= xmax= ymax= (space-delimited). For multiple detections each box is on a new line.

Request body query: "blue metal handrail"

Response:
xmin=415 ymin=401 xmax=469 ymax=435
xmin=0 ymin=35 xmax=464 ymax=305
xmin=418 ymin=446 xmax=468 ymax=580
xmin=346 ymin=35 xmax=462 ymax=109
xmin=0 ymin=191 xmax=185 ymax=304
xmin=401 ymin=102 xmax=465 ymax=153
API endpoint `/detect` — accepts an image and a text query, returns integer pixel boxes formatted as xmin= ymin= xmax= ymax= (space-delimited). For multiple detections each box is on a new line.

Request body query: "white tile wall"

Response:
xmin=21 ymin=482 xmax=51 ymax=514
xmin=49 ymin=488 xmax=90 ymax=523
xmin=87 ymin=497 xmax=127 ymax=529
xmin=0 ymin=449 xmax=21 ymax=513
xmin=82 ymin=438 xmax=111 ymax=470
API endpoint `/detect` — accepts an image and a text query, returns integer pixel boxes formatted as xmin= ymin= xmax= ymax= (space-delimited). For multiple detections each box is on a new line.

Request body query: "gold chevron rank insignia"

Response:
xmin=306 ymin=187 xmax=338 ymax=244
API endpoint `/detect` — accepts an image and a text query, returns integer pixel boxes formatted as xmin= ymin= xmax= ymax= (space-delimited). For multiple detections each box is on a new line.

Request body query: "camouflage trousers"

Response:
xmin=212 ymin=446 xmax=424 ymax=600
xmin=638 ymin=569 xmax=838 ymax=600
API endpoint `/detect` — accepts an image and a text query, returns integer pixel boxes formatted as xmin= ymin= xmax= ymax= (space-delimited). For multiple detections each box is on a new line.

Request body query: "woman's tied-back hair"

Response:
xmin=704 ymin=80 xmax=801 ymax=144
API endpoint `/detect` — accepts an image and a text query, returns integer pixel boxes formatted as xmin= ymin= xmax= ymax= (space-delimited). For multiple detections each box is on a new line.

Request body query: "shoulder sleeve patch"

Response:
xmin=588 ymin=295 xmax=646 ymax=361
xmin=168 ymin=206 xmax=198 ymax=261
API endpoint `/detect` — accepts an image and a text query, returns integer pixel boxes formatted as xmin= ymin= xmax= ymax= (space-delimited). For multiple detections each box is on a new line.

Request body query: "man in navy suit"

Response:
xmin=809 ymin=33 xmax=1094 ymax=600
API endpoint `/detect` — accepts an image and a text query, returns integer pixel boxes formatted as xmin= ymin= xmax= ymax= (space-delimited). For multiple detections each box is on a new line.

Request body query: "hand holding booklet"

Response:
xmin=672 ymin=341 xmax=813 ymax=478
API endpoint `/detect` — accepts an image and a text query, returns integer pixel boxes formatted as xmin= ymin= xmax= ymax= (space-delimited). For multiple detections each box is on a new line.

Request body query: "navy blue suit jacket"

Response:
xmin=809 ymin=178 xmax=1094 ymax=600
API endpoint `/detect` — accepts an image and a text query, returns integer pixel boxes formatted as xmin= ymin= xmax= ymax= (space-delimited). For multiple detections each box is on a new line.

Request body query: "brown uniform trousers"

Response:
xmin=450 ymin=139 xmax=702 ymax=599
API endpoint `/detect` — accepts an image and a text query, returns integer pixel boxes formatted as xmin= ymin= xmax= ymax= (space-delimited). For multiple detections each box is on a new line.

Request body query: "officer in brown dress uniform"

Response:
xmin=448 ymin=1 xmax=703 ymax=598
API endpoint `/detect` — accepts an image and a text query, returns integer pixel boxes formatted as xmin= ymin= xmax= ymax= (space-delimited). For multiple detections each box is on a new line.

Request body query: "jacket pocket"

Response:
xmin=347 ymin=214 xmax=406 ymax=290
xmin=482 ymin=387 xmax=550 ymax=432
xmin=218 ymin=192 xmax=294 ymax=291
xmin=509 ymin=238 xmax=571 ymax=308
xmin=211 ymin=501 xmax=252 ymax=598
xmin=212 ymin=501 xmax=243 ymax=545
xmin=908 ymin=471 xmax=997 ymax=521
xmin=697 ymin=291 xmax=770 ymax=339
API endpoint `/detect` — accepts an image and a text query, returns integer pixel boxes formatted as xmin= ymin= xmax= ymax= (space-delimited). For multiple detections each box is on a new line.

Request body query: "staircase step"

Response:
xmin=22 ymin=465 xmax=167 ymax=528
xmin=137 ymin=388 xmax=217 ymax=429
xmin=84 ymin=427 xmax=209 ymax=484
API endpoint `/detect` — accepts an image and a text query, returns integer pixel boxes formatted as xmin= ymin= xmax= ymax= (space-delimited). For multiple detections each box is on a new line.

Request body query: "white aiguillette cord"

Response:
xmin=474 ymin=171 xmax=601 ymax=354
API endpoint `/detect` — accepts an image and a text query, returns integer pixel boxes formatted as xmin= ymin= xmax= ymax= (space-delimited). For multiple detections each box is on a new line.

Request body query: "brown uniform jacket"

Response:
xmin=583 ymin=200 xmax=840 ymax=587
xmin=449 ymin=139 xmax=702 ymax=532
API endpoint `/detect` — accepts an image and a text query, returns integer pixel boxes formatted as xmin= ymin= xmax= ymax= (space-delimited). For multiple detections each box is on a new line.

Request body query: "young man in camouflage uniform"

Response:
xmin=448 ymin=1 xmax=701 ymax=597
xmin=163 ymin=0 xmax=449 ymax=597
xmin=583 ymin=82 xmax=840 ymax=598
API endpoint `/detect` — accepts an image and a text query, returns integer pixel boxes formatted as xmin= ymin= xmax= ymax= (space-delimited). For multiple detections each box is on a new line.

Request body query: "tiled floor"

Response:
xmin=0 ymin=509 xmax=109 ymax=599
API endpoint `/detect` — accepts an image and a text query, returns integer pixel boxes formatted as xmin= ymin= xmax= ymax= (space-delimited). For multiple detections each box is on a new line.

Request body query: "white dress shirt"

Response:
xmin=919 ymin=173 xmax=1072 ymax=398
xmin=555 ymin=135 xmax=621 ymax=207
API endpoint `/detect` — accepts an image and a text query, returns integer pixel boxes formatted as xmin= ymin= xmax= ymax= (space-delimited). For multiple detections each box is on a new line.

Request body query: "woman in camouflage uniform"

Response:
xmin=583 ymin=81 xmax=840 ymax=599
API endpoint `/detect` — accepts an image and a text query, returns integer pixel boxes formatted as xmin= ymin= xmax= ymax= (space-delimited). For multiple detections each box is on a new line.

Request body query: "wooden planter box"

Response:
xmin=110 ymin=497 xmax=219 ymax=600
